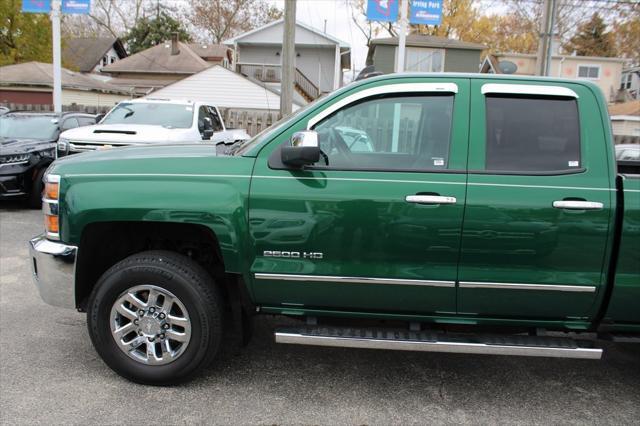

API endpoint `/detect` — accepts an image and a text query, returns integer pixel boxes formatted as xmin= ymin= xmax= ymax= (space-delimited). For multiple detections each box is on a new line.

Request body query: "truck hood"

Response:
xmin=48 ymin=143 xmax=252 ymax=178
xmin=0 ymin=137 xmax=57 ymax=155
xmin=60 ymin=123 xmax=196 ymax=144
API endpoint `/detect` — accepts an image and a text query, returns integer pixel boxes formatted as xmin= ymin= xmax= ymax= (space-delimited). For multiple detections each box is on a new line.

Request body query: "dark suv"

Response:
xmin=0 ymin=111 xmax=96 ymax=207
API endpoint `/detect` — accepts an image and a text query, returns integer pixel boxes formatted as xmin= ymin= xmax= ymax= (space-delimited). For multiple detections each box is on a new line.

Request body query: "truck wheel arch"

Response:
xmin=74 ymin=221 xmax=228 ymax=312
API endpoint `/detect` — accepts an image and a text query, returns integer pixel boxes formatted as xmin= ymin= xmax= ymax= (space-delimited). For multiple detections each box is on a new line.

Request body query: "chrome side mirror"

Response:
xmin=282 ymin=131 xmax=320 ymax=167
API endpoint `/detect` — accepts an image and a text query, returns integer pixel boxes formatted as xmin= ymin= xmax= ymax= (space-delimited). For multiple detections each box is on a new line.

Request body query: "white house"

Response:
xmin=145 ymin=65 xmax=303 ymax=112
xmin=620 ymin=66 xmax=640 ymax=100
xmin=224 ymin=19 xmax=350 ymax=99
xmin=63 ymin=38 xmax=128 ymax=74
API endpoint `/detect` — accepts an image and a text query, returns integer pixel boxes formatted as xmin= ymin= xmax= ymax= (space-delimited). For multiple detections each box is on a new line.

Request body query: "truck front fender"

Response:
xmin=60 ymin=173 xmax=252 ymax=273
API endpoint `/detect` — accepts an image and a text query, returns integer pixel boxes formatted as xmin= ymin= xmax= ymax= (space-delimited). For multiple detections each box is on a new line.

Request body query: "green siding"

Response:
xmin=372 ymin=45 xmax=396 ymax=74
xmin=443 ymin=49 xmax=482 ymax=72
xmin=373 ymin=46 xmax=482 ymax=74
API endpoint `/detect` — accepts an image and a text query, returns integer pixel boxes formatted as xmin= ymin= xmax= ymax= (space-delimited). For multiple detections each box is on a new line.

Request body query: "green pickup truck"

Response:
xmin=30 ymin=74 xmax=640 ymax=385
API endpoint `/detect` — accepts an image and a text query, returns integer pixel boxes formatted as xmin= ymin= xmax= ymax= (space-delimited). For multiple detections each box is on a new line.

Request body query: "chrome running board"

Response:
xmin=275 ymin=327 xmax=602 ymax=360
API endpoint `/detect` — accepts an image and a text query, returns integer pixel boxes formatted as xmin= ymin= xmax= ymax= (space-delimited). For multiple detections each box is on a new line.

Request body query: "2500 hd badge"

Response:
xmin=263 ymin=250 xmax=324 ymax=259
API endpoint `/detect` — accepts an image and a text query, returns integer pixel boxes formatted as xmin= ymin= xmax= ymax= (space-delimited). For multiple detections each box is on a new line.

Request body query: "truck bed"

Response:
xmin=604 ymin=165 xmax=640 ymax=329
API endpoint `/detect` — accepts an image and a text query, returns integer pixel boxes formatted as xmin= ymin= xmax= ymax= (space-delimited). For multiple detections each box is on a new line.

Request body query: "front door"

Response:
xmin=457 ymin=80 xmax=614 ymax=320
xmin=248 ymin=78 xmax=469 ymax=315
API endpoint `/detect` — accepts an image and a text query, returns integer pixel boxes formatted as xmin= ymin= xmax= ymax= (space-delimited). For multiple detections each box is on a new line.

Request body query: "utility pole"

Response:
xmin=50 ymin=0 xmax=62 ymax=113
xmin=280 ymin=0 xmax=296 ymax=117
xmin=544 ymin=0 xmax=557 ymax=77
xmin=396 ymin=0 xmax=408 ymax=73
xmin=536 ymin=0 xmax=555 ymax=76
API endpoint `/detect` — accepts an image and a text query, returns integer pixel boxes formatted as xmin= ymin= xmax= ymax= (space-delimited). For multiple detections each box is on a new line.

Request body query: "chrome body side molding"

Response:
xmin=255 ymin=273 xmax=455 ymax=288
xmin=256 ymin=274 xmax=597 ymax=293
xmin=459 ymin=281 xmax=596 ymax=293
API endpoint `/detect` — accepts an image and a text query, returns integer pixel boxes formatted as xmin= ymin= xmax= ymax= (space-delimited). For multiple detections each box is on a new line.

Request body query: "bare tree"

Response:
xmin=345 ymin=0 xmax=397 ymax=66
xmin=62 ymin=0 xmax=153 ymax=39
xmin=185 ymin=0 xmax=283 ymax=44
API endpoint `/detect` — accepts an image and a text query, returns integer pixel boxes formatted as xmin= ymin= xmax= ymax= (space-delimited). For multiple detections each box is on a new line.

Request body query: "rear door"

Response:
xmin=248 ymin=78 xmax=470 ymax=315
xmin=458 ymin=80 xmax=614 ymax=320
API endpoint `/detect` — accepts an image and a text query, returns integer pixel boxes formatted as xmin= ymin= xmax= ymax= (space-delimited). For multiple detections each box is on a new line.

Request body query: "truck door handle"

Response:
xmin=405 ymin=195 xmax=457 ymax=205
xmin=552 ymin=200 xmax=604 ymax=210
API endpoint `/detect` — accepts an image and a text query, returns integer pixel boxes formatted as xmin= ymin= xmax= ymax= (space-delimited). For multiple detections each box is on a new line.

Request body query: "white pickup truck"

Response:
xmin=57 ymin=98 xmax=250 ymax=156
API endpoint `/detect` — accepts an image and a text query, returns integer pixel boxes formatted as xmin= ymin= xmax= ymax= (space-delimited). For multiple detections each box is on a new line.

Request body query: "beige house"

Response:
xmin=481 ymin=53 xmax=626 ymax=102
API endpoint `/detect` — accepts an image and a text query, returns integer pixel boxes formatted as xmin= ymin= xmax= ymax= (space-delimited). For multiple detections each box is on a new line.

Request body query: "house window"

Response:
xmin=620 ymin=73 xmax=632 ymax=90
xmin=404 ymin=47 xmax=445 ymax=72
xmin=102 ymin=56 xmax=108 ymax=67
xmin=110 ymin=56 xmax=116 ymax=64
xmin=577 ymin=65 xmax=600 ymax=80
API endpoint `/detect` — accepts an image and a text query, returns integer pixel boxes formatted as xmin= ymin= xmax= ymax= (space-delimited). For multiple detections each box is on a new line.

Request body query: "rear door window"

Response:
xmin=485 ymin=96 xmax=581 ymax=172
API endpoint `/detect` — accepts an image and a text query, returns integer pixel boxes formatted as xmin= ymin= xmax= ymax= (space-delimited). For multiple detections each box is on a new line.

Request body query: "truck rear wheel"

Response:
xmin=87 ymin=250 xmax=223 ymax=385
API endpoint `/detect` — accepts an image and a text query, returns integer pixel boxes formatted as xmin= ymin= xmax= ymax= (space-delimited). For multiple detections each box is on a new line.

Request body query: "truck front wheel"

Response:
xmin=87 ymin=250 xmax=223 ymax=385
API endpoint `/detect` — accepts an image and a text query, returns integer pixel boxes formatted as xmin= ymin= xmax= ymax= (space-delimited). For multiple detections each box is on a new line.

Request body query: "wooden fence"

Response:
xmin=220 ymin=108 xmax=281 ymax=136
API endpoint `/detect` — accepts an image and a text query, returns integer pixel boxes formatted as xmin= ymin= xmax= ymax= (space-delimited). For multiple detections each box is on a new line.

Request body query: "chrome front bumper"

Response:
xmin=29 ymin=235 xmax=77 ymax=309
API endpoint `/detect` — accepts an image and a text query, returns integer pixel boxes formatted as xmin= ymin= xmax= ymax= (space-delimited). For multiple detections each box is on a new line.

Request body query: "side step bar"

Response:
xmin=275 ymin=327 xmax=602 ymax=360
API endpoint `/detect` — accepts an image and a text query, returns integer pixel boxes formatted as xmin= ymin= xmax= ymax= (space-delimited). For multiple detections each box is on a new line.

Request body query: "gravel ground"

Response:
xmin=1 ymin=204 xmax=639 ymax=425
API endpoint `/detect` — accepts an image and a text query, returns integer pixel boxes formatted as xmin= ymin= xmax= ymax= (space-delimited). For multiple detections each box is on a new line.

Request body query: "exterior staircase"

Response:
xmin=236 ymin=62 xmax=320 ymax=102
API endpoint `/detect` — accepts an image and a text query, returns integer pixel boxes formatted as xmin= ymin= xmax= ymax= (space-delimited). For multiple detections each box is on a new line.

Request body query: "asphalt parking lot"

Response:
xmin=1 ymin=204 xmax=639 ymax=425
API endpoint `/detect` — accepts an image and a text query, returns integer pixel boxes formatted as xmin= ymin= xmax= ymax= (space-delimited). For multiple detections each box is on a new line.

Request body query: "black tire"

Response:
xmin=87 ymin=250 xmax=223 ymax=385
xmin=27 ymin=168 xmax=45 ymax=209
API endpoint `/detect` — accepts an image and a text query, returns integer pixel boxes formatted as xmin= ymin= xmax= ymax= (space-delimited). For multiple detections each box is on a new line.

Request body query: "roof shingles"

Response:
xmin=101 ymin=42 xmax=210 ymax=75
xmin=0 ymin=61 xmax=131 ymax=95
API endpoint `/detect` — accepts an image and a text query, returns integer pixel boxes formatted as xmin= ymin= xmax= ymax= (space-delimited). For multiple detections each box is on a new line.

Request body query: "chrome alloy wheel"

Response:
xmin=110 ymin=285 xmax=192 ymax=365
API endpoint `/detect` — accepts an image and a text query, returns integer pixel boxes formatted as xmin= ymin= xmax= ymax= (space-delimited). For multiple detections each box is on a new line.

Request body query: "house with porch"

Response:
xmin=223 ymin=19 xmax=351 ymax=101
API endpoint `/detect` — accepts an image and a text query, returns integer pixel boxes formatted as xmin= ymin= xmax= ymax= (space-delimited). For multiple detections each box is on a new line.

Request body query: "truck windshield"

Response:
xmin=102 ymin=103 xmax=194 ymax=129
xmin=0 ymin=115 xmax=59 ymax=140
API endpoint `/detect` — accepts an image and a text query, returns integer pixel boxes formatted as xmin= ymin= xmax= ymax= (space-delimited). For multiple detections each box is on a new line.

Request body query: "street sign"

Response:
xmin=22 ymin=0 xmax=51 ymax=13
xmin=366 ymin=0 xmax=399 ymax=23
xmin=61 ymin=0 xmax=91 ymax=14
xmin=409 ymin=0 xmax=443 ymax=26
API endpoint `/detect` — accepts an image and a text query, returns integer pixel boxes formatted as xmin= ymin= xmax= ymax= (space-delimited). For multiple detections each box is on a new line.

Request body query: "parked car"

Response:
xmin=616 ymin=144 xmax=640 ymax=161
xmin=29 ymin=74 xmax=639 ymax=385
xmin=56 ymin=98 xmax=251 ymax=156
xmin=0 ymin=106 xmax=9 ymax=115
xmin=0 ymin=112 xmax=95 ymax=207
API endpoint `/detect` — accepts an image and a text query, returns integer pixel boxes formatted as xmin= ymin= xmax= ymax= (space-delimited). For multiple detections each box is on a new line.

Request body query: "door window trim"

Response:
xmin=481 ymin=83 xmax=578 ymax=98
xmin=306 ymin=82 xmax=458 ymax=129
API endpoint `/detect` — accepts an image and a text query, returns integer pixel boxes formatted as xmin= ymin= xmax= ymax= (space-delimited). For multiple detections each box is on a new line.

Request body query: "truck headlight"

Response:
xmin=57 ymin=138 xmax=69 ymax=157
xmin=37 ymin=148 xmax=56 ymax=159
xmin=0 ymin=153 xmax=30 ymax=164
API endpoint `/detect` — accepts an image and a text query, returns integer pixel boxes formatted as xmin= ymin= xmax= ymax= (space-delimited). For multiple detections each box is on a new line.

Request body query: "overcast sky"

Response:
xmin=268 ymin=0 xmax=371 ymax=77
xmin=267 ymin=0 xmax=506 ymax=76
